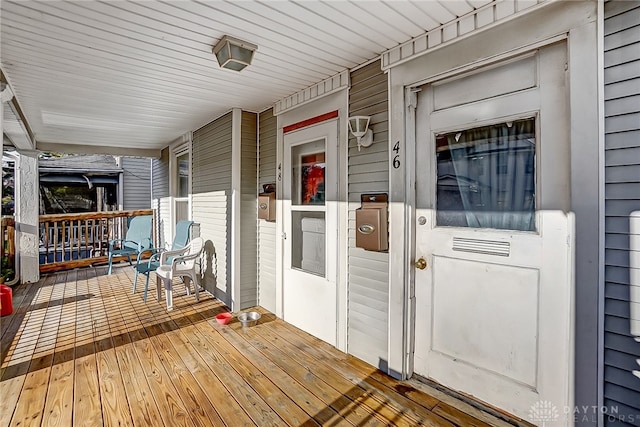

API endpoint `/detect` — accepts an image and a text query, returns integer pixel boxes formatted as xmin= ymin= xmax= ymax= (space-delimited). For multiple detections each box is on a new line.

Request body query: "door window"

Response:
xmin=176 ymin=152 xmax=189 ymax=198
xmin=435 ymin=118 xmax=536 ymax=231
xmin=291 ymin=141 xmax=325 ymax=206
xmin=290 ymin=138 xmax=326 ymax=277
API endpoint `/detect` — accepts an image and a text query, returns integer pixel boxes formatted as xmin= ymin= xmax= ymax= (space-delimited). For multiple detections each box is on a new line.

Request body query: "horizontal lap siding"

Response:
xmin=604 ymin=2 xmax=640 ymax=425
xmin=193 ymin=112 xmax=233 ymax=304
xmin=258 ymin=108 xmax=277 ymax=313
xmin=347 ymin=61 xmax=389 ymax=369
xmin=240 ymin=111 xmax=258 ymax=309
xmin=151 ymin=148 xmax=170 ymax=248
xmin=122 ymin=157 xmax=151 ymax=210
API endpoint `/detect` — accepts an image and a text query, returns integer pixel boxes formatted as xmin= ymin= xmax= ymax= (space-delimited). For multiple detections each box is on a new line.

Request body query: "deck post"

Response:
xmin=15 ymin=150 xmax=40 ymax=284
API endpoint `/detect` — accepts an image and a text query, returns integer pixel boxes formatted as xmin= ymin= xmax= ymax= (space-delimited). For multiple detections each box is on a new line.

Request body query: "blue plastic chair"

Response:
xmin=133 ymin=220 xmax=193 ymax=301
xmin=107 ymin=215 xmax=153 ymax=275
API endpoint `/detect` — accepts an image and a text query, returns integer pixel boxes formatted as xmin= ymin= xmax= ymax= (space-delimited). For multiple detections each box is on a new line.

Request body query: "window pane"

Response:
xmin=291 ymin=211 xmax=325 ymax=277
xmin=176 ymin=153 xmax=189 ymax=198
xmin=436 ymin=118 xmax=536 ymax=231
xmin=291 ymin=139 xmax=325 ymax=206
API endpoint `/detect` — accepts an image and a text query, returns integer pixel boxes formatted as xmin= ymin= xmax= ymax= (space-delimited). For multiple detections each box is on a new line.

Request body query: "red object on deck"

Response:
xmin=0 ymin=285 xmax=13 ymax=316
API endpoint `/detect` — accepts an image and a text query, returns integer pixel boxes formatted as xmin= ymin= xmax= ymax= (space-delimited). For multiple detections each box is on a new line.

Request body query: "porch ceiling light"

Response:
xmin=348 ymin=116 xmax=373 ymax=151
xmin=212 ymin=35 xmax=257 ymax=72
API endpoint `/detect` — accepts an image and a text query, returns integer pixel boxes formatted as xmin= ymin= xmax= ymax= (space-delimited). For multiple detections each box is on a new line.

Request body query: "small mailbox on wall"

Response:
xmin=356 ymin=193 xmax=388 ymax=252
xmin=258 ymin=184 xmax=276 ymax=221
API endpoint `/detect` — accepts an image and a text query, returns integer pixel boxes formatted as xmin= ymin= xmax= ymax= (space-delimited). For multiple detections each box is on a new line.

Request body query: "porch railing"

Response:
xmin=39 ymin=209 xmax=154 ymax=273
xmin=1 ymin=216 xmax=17 ymax=284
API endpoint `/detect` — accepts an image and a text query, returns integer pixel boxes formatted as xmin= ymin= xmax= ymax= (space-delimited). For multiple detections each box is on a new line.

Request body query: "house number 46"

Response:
xmin=392 ymin=141 xmax=401 ymax=169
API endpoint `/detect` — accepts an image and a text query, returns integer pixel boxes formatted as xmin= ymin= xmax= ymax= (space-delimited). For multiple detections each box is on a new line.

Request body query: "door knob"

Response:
xmin=415 ymin=257 xmax=427 ymax=270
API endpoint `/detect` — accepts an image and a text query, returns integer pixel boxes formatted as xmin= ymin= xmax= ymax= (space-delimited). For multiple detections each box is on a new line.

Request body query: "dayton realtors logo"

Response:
xmin=529 ymin=401 xmax=633 ymax=425
xmin=528 ymin=401 xmax=560 ymax=426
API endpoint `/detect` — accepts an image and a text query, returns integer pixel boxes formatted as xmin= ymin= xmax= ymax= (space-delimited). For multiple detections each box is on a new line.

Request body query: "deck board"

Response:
xmin=0 ymin=265 xmax=519 ymax=427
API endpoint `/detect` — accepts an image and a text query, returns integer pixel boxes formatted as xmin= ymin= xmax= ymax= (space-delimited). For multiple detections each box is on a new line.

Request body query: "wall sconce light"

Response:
xmin=212 ymin=35 xmax=258 ymax=72
xmin=348 ymin=116 xmax=373 ymax=151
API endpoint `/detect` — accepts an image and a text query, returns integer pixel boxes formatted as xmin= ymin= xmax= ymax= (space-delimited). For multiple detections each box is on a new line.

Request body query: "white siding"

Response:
xmin=603 ymin=2 xmax=640 ymax=425
xmin=193 ymin=112 xmax=233 ymax=304
xmin=122 ymin=156 xmax=151 ymax=210
xmin=347 ymin=61 xmax=390 ymax=369
xmin=258 ymin=108 xmax=277 ymax=313
xmin=240 ymin=111 xmax=258 ymax=309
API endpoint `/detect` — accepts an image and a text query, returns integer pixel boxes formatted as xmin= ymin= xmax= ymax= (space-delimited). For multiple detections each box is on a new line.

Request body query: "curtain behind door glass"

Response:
xmin=176 ymin=153 xmax=189 ymax=198
xmin=436 ymin=118 xmax=536 ymax=231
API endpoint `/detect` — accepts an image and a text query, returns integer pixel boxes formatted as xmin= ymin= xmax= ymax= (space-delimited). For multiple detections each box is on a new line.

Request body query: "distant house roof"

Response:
xmin=39 ymin=154 xmax=122 ymax=174
xmin=39 ymin=155 xmax=122 ymax=185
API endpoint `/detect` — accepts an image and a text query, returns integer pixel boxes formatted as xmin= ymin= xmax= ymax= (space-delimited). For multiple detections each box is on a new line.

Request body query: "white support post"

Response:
xmin=231 ymin=108 xmax=242 ymax=312
xmin=15 ymin=150 xmax=40 ymax=284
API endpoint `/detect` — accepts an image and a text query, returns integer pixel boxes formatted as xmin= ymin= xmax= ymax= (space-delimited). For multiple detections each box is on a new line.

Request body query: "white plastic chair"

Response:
xmin=155 ymin=237 xmax=204 ymax=310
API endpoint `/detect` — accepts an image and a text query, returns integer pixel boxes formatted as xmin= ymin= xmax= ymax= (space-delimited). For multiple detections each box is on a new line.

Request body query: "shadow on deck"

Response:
xmin=0 ymin=265 xmax=525 ymax=427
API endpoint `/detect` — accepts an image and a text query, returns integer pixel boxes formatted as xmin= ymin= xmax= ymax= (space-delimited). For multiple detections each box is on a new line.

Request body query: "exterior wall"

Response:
xmin=258 ymin=108 xmax=277 ymax=313
xmin=603 ymin=2 xmax=640 ymax=424
xmin=122 ymin=156 xmax=151 ymax=210
xmin=151 ymin=148 xmax=170 ymax=249
xmin=192 ymin=112 xmax=233 ymax=304
xmin=347 ymin=61 xmax=390 ymax=370
xmin=239 ymin=111 xmax=258 ymax=309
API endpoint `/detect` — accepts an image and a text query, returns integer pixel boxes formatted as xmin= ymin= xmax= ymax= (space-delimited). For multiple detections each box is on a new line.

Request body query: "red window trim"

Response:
xmin=282 ymin=110 xmax=339 ymax=134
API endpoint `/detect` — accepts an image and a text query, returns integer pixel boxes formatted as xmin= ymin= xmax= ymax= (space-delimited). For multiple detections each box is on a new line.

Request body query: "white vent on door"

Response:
xmin=630 ymin=211 xmax=640 ymax=380
xmin=452 ymin=237 xmax=510 ymax=257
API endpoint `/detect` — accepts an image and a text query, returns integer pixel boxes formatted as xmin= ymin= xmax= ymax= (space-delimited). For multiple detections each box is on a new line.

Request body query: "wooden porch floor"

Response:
xmin=1 ymin=265 xmax=518 ymax=427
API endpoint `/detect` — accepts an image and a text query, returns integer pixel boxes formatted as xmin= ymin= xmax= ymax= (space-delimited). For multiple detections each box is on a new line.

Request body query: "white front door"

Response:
xmin=413 ymin=43 xmax=574 ymax=422
xmin=283 ymin=120 xmax=338 ymax=346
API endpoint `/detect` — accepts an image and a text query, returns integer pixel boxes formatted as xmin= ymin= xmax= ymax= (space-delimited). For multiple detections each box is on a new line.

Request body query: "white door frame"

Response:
xmin=274 ymin=90 xmax=349 ymax=351
xmin=385 ymin=2 xmax=601 ymax=417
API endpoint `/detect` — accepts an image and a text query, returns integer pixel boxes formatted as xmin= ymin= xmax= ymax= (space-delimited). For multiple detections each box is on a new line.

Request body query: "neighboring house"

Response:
xmin=2 ymin=1 xmax=639 ymax=425
xmin=38 ymin=154 xmax=151 ymax=213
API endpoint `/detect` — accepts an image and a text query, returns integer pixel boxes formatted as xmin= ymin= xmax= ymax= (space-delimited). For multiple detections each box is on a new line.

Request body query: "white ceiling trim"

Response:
xmin=36 ymin=141 xmax=161 ymax=159
xmin=381 ymin=0 xmax=550 ymax=70
xmin=273 ymin=70 xmax=350 ymax=116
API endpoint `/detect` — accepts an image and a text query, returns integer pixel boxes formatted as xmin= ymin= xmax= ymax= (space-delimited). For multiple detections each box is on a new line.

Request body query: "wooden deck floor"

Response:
xmin=1 ymin=266 xmax=517 ymax=427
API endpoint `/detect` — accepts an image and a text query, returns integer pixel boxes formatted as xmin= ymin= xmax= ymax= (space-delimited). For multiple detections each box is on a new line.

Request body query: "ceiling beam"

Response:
xmin=1 ymin=68 xmax=36 ymax=150
xmin=36 ymin=141 xmax=161 ymax=158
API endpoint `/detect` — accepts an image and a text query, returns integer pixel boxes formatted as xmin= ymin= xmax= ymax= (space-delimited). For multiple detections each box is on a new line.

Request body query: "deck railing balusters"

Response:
xmin=38 ymin=209 xmax=153 ymax=273
xmin=44 ymin=222 xmax=50 ymax=263
xmin=53 ymin=222 xmax=59 ymax=262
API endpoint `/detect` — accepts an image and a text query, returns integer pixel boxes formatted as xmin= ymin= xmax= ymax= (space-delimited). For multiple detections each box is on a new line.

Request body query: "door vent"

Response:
xmin=452 ymin=237 xmax=510 ymax=257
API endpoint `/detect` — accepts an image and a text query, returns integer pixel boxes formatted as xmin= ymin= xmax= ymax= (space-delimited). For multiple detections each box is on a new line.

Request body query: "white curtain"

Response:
xmin=438 ymin=119 xmax=535 ymax=231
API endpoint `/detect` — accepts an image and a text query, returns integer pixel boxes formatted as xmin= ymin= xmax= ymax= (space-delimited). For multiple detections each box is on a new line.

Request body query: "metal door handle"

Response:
xmin=415 ymin=257 xmax=427 ymax=270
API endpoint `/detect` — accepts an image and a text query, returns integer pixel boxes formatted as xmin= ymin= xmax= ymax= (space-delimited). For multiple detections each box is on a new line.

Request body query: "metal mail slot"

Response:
xmin=355 ymin=193 xmax=388 ymax=251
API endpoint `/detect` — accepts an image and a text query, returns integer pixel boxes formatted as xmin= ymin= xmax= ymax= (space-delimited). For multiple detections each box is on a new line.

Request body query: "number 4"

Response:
xmin=392 ymin=141 xmax=400 ymax=169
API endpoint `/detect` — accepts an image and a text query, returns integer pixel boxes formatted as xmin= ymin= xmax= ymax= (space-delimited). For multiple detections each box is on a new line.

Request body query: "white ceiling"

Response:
xmin=1 ymin=0 xmax=491 ymax=154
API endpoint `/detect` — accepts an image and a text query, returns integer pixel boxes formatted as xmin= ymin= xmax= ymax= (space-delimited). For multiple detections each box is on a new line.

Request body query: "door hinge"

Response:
xmin=282 ymin=232 xmax=287 ymax=240
xmin=408 ymin=88 xmax=420 ymax=111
